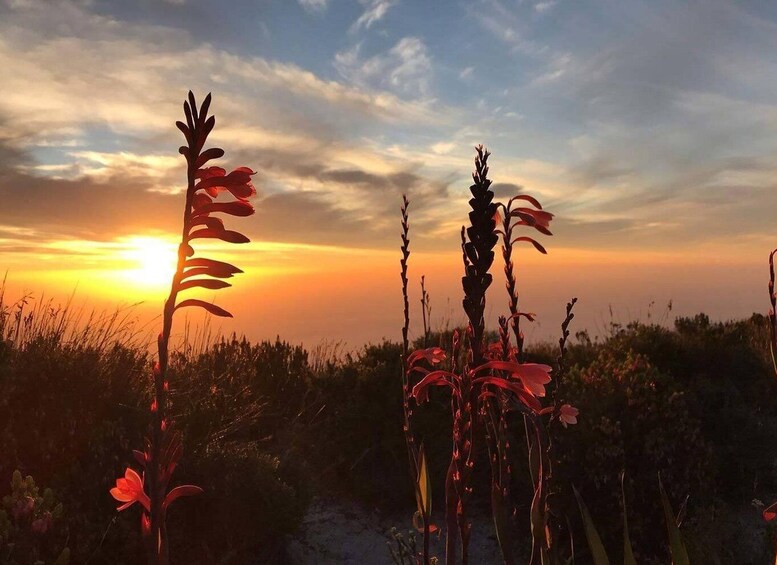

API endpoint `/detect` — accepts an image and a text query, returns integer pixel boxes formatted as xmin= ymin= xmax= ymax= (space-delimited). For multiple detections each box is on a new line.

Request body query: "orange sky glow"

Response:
xmin=2 ymin=0 xmax=776 ymax=350
xmin=2 ymin=236 xmax=771 ymax=350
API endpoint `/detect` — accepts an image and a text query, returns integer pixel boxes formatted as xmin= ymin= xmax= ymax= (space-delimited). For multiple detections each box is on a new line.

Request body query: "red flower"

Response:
xmin=512 ymin=363 xmax=552 ymax=397
xmin=407 ymin=347 xmax=446 ymax=368
xmin=110 ymin=468 xmax=151 ymax=512
xmin=558 ymin=404 xmax=579 ymax=427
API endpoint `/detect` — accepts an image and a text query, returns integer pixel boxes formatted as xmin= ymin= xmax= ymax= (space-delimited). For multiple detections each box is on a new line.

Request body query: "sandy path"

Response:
xmin=287 ymin=497 xmax=505 ymax=564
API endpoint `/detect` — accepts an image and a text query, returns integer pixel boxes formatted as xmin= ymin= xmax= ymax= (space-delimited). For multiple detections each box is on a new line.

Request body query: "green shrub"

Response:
xmin=168 ymin=442 xmax=309 ymax=564
xmin=553 ymin=348 xmax=711 ymax=561
xmin=0 ymin=470 xmax=69 ymax=565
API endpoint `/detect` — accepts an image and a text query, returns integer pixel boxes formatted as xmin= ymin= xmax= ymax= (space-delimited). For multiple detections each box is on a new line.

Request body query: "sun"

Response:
xmin=119 ymin=236 xmax=178 ymax=289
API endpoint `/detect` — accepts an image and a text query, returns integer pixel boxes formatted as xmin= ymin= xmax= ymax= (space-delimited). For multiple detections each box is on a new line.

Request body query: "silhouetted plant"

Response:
xmin=762 ymin=247 xmax=777 ymax=560
xmin=399 ymin=195 xmax=435 ymax=564
xmin=109 ymin=92 xmax=256 ymax=565
xmin=406 ymin=146 xmax=578 ymax=565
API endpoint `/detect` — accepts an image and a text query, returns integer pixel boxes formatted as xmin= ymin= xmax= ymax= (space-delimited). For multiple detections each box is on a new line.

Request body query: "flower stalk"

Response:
xmin=111 ymin=92 xmax=256 ymax=565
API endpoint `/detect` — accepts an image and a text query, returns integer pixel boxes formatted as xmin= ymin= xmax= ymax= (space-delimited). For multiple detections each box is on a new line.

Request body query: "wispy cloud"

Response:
xmin=335 ymin=37 xmax=433 ymax=98
xmin=534 ymin=1 xmax=556 ymax=14
xmin=350 ymin=0 xmax=397 ymax=32
xmin=298 ymin=0 xmax=327 ymax=13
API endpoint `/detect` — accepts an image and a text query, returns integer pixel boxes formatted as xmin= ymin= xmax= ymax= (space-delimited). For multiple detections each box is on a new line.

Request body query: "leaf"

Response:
xmin=194 ymin=147 xmax=225 ymax=169
xmin=491 ymin=481 xmax=514 ymax=563
xmin=621 ymin=472 xmax=637 ymax=565
xmin=163 ymin=485 xmax=203 ymax=510
xmin=175 ymin=299 xmax=233 ymax=318
xmin=177 ymin=278 xmax=231 ymax=292
xmin=529 ymin=425 xmax=546 ymax=564
xmin=573 ymin=486 xmax=610 ymax=565
xmin=188 ymin=228 xmax=250 ymax=244
xmin=416 ymin=443 xmax=432 ymax=519
xmin=510 ymin=236 xmax=547 ymax=254
xmin=659 ymin=475 xmax=690 ymax=565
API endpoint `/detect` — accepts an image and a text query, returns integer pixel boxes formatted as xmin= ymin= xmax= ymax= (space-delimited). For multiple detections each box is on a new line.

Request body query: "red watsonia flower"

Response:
xmin=558 ymin=404 xmax=579 ymax=427
xmin=410 ymin=354 xmax=548 ymax=414
xmin=407 ymin=347 xmax=446 ymax=368
xmin=469 ymin=359 xmax=552 ymax=398
xmin=515 ymin=363 xmax=552 ymax=397
xmin=110 ymin=468 xmax=151 ymax=512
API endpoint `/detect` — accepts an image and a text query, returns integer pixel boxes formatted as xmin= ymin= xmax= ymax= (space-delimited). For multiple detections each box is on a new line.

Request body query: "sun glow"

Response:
xmin=119 ymin=236 xmax=178 ymax=289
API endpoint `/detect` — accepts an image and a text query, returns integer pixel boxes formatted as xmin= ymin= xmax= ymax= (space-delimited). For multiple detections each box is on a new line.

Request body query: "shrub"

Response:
xmin=554 ymin=348 xmax=710 ymax=561
xmin=0 ymin=471 xmax=70 ymax=565
xmin=167 ymin=443 xmax=309 ymax=564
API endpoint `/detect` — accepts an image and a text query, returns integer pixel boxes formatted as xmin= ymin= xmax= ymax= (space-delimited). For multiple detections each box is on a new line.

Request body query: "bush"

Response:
xmin=553 ymin=348 xmax=711 ymax=562
xmin=0 ymin=470 xmax=69 ymax=565
xmin=168 ymin=443 xmax=309 ymax=564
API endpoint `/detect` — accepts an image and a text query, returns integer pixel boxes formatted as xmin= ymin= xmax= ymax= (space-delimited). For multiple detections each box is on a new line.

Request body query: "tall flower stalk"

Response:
xmin=399 ymin=195 xmax=434 ymax=564
xmin=110 ymin=92 xmax=256 ymax=565
xmin=762 ymin=248 xmax=777 ymax=543
xmin=407 ymin=146 xmax=578 ymax=565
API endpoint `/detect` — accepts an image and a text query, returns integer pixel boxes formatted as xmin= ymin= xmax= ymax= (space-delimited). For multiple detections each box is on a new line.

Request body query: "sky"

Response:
xmin=1 ymin=0 xmax=776 ymax=348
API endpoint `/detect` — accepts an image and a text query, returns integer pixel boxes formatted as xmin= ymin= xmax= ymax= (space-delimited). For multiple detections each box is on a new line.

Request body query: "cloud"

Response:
xmin=351 ymin=0 xmax=397 ymax=32
xmin=0 ymin=0 xmax=444 ymax=152
xmin=298 ymin=0 xmax=327 ymax=13
xmin=335 ymin=37 xmax=433 ymax=98
xmin=534 ymin=1 xmax=556 ymax=14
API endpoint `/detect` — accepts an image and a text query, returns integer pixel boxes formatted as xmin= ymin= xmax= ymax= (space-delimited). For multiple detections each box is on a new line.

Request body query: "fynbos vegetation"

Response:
xmin=1 ymin=96 xmax=776 ymax=565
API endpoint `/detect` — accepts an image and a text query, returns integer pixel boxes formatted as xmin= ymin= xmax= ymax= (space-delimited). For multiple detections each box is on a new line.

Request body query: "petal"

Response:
xmin=175 ymin=298 xmax=233 ymax=318
xmin=765 ymin=501 xmax=777 ymax=522
xmin=411 ymin=370 xmax=458 ymax=403
xmin=194 ymin=201 xmax=255 ymax=217
xmin=116 ymin=500 xmax=136 ymax=511
xmin=516 ymin=363 xmax=552 ymax=384
xmin=187 ymin=228 xmax=250 ymax=244
xmin=163 ymin=485 xmax=204 ymax=510
xmin=195 ymin=166 xmax=226 ymax=180
xmin=522 ymin=379 xmax=546 ymax=398
xmin=177 ymin=278 xmax=232 ymax=292
xmin=124 ymin=468 xmax=144 ymax=492
xmin=110 ymin=488 xmax=133 ymax=502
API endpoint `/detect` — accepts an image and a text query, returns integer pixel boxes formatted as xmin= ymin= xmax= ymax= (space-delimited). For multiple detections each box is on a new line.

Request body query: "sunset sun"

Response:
xmin=119 ymin=236 xmax=178 ymax=288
